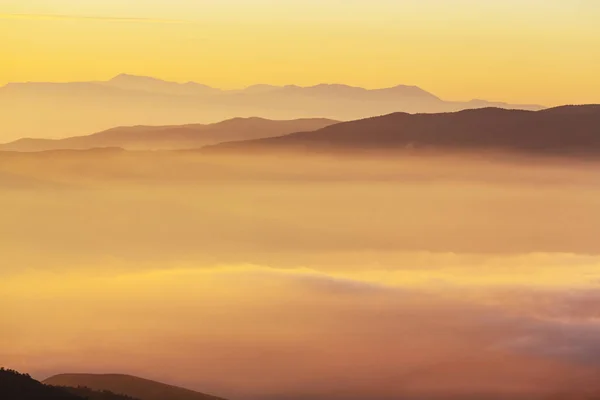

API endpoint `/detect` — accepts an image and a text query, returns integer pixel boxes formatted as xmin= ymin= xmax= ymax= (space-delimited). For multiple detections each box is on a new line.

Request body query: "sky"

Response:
xmin=2 ymin=0 xmax=600 ymax=105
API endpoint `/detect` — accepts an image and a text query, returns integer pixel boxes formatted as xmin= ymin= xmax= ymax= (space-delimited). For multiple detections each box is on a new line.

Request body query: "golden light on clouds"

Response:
xmin=3 ymin=257 xmax=600 ymax=399
xmin=2 ymin=152 xmax=600 ymax=398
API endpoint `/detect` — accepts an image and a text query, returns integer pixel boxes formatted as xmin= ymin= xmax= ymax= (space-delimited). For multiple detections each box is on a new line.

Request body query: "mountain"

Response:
xmin=0 ymin=117 xmax=338 ymax=152
xmin=102 ymin=74 xmax=221 ymax=97
xmin=0 ymin=368 xmax=137 ymax=400
xmin=275 ymin=83 xmax=442 ymax=102
xmin=44 ymin=374 xmax=225 ymax=400
xmin=0 ymin=368 xmax=81 ymax=400
xmin=0 ymin=74 xmax=544 ymax=141
xmin=205 ymin=105 xmax=600 ymax=157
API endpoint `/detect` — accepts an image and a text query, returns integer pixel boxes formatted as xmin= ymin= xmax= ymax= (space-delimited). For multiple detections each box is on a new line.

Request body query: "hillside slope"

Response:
xmin=44 ymin=374 xmax=225 ymax=400
xmin=0 ymin=74 xmax=544 ymax=140
xmin=206 ymin=105 xmax=600 ymax=157
xmin=0 ymin=368 xmax=137 ymax=400
xmin=0 ymin=117 xmax=338 ymax=151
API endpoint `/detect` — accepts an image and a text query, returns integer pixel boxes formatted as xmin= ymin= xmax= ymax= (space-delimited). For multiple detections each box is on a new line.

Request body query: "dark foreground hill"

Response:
xmin=44 ymin=373 xmax=226 ymax=400
xmin=0 ymin=368 xmax=137 ymax=400
xmin=60 ymin=386 xmax=139 ymax=400
xmin=0 ymin=117 xmax=338 ymax=152
xmin=205 ymin=105 xmax=600 ymax=157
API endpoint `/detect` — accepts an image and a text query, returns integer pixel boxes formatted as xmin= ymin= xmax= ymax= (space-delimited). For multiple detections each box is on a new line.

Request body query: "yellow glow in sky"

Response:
xmin=2 ymin=1 xmax=600 ymax=107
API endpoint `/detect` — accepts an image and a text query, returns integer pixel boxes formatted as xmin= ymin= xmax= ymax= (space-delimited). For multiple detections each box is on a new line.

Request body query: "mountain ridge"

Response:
xmin=0 ymin=368 xmax=143 ymax=400
xmin=204 ymin=105 xmax=600 ymax=157
xmin=44 ymin=373 xmax=225 ymax=400
xmin=0 ymin=74 xmax=545 ymax=141
xmin=0 ymin=117 xmax=338 ymax=152
xmin=4 ymin=73 xmax=541 ymax=107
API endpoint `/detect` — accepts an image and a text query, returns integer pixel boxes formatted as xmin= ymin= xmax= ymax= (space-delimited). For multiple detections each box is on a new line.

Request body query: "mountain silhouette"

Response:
xmin=0 ymin=117 xmax=337 ymax=151
xmin=205 ymin=105 xmax=600 ymax=157
xmin=0 ymin=74 xmax=544 ymax=141
xmin=44 ymin=374 xmax=225 ymax=400
xmin=0 ymin=368 xmax=139 ymax=400
xmin=104 ymin=74 xmax=221 ymax=96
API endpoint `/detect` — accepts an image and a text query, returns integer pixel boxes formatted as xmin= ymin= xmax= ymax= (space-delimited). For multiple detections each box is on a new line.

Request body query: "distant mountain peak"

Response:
xmin=391 ymin=84 xmax=418 ymax=88
xmin=105 ymin=74 xmax=218 ymax=94
xmin=311 ymin=83 xmax=360 ymax=88
xmin=374 ymin=84 xmax=442 ymax=101
xmin=0 ymin=75 xmax=547 ymax=141
xmin=109 ymin=73 xmax=161 ymax=82
xmin=388 ymin=84 xmax=431 ymax=92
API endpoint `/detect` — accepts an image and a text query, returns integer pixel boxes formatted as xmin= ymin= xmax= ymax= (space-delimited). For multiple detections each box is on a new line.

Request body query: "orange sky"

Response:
xmin=2 ymin=0 xmax=600 ymax=105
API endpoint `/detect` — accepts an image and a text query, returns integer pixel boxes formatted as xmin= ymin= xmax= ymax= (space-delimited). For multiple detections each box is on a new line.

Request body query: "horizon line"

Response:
xmin=4 ymin=73 xmax=424 ymax=90
xmin=1 ymin=74 xmax=548 ymax=107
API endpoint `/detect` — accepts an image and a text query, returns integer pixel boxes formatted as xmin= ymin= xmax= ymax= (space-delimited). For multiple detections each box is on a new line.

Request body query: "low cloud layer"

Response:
xmin=2 ymin=154 xmax=600 ymax=399
xmin=3 ymin=263 xmax=600 ymax=399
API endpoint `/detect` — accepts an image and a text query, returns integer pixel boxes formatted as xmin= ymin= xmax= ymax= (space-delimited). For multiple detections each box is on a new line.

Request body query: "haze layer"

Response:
xmin=2 ymin=152 xmax=600 ymax=400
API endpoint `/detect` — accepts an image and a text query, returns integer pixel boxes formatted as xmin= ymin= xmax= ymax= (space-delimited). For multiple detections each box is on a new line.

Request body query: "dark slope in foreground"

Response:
xmin=205 ymin=105 xmax=600 ymax=157
xmin=0 ymin=368 xmax=80 ymax=400
xmin=0 ymin=368 xmax=136 ymax=400
xmin=44 ymin=374 xmax=226 ymax=400
xmin=0 ymin=117 xmax=338 ymax=152
xmin=59 ymin=386 xmax=139 ymax=400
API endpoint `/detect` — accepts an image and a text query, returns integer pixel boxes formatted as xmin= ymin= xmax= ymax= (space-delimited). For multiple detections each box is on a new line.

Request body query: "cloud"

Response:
xmin=494 ymin=288 xmax=600 ymax=366
xmin=0 ymin=13 xmax=190 ymax=24
xmin=5 ymin=263 xmax=600 ymax=399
